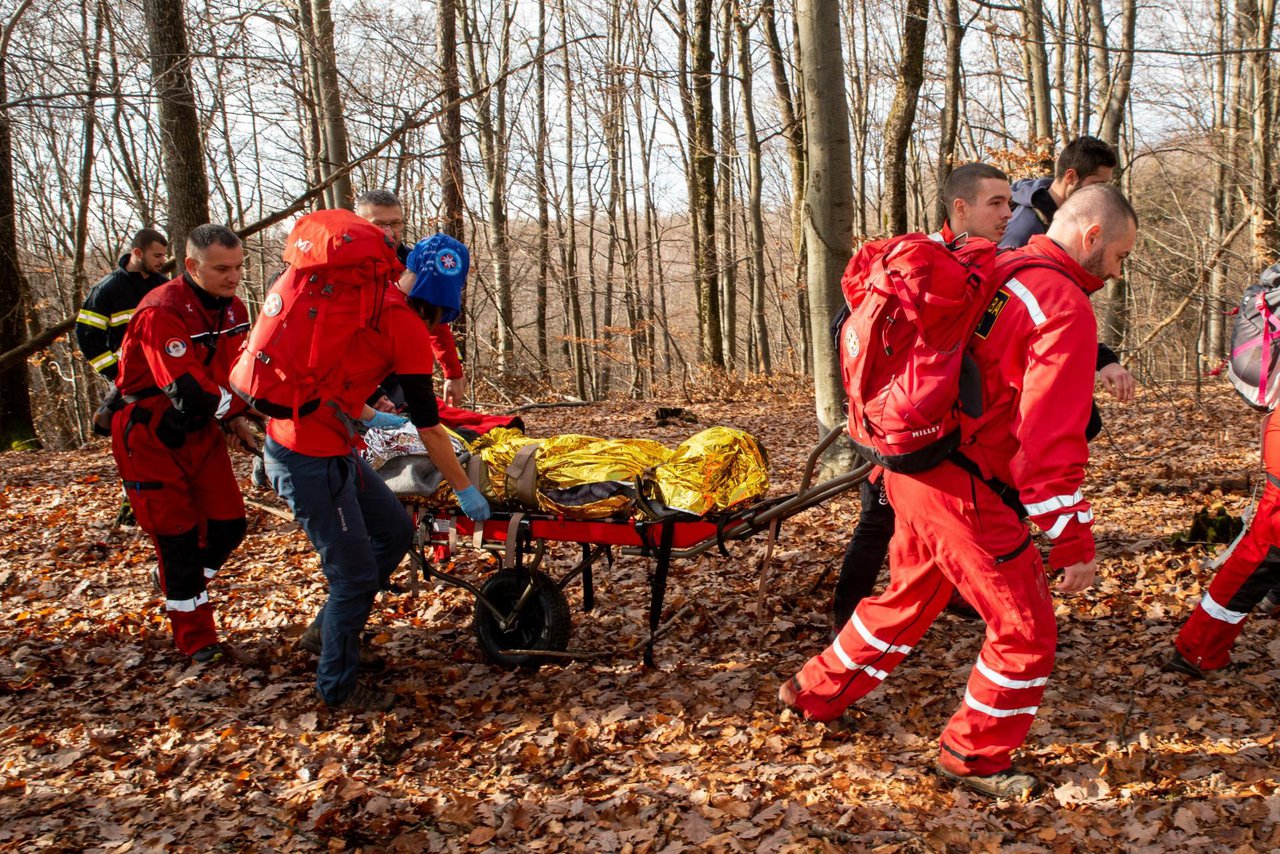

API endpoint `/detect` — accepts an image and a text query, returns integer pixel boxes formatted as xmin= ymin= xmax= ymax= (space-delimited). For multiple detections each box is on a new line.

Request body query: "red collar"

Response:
xmin=1023 ymin=235 xmax=1106 ymax=295
xmin=939 ymin=221 xmax=958 ymax=244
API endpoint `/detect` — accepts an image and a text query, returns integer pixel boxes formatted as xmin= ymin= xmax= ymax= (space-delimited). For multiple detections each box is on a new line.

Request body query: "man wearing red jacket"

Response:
xmin=782 ymin=185 xmax=1138 ymax=798
xmin=110 ymin=225 xmax=257 ymax=663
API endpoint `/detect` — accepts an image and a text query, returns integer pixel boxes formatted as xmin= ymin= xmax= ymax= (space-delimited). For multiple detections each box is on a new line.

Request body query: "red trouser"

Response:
xmin=790 ymin=461 xmax=1057 ymax=775
xmin=112 ymin=404 xmax=246 ymax=656
xmin=1176 ymin=482 xmax=1280 ymax=670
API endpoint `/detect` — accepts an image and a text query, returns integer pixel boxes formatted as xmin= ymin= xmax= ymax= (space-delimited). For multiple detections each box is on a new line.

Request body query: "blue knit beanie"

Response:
xmin=404 ymin=233 xmax=469 ymax=323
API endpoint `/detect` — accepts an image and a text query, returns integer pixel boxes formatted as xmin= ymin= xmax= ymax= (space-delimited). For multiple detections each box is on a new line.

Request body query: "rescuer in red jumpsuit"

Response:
xmin=1165 ymin=412 xmax=1280 ymax=678
xmin=782 ymin=185 xmax=1139 ymax=799
xmin=110 ymin=225 xmax=258 ymax=664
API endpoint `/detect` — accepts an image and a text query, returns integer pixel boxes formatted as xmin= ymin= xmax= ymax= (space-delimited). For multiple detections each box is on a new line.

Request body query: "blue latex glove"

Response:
xmin=364 ymin=410 xmax=409 ymax=430
xmin=456 ymin=485 xmax=491 ymax=521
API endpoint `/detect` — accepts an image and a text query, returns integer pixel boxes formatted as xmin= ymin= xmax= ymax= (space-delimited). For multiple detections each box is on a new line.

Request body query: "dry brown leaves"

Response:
xmin=0 ymin=380 xmax=1277 ymax=853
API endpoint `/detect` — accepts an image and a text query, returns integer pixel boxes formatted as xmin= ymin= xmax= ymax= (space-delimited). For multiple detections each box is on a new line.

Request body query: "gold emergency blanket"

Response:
xmin=465 ymin=426 xmax=769 ymax=519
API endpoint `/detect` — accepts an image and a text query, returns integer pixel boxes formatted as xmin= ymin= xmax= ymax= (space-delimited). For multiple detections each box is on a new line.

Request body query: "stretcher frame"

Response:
xmin=403 ymin=429 xmax=871 ymax=667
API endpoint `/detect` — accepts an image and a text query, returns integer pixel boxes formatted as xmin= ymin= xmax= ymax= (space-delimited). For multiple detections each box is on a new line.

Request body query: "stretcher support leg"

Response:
xmin=644 ymin=520 xmax=677 ymax=668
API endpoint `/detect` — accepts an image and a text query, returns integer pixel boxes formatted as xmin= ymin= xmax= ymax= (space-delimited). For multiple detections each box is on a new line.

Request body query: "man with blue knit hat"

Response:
xmin=259 ymin=215 xmax=491 ymax=713
xmin=356 ymin=189 xmax=468 ymax=409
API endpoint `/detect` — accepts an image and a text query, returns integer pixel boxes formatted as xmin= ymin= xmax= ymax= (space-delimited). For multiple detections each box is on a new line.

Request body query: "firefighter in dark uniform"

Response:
xmin=76 ymin=228 xmax=169 ymax=380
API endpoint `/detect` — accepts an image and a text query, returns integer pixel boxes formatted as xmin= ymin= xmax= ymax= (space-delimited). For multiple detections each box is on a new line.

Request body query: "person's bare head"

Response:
xmin=184 ymin=224 xmax=244 ymax=298
xmin=1046 ymin=184 xmax=1138 ymax=281
xmin=129 ymin=228 xmax=168 ymax=275
xmin=355 ymin=189 xmax=405 ymax=245
xmin=1051 ymin=136 xmax=1117 ymax=201
xmin=941 ymin=163 xmax=1012 ymax=243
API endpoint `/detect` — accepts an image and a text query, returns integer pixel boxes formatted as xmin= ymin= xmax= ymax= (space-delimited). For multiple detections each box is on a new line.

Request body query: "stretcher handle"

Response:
xmin=798 ymin=426 xmax=849 ymax=494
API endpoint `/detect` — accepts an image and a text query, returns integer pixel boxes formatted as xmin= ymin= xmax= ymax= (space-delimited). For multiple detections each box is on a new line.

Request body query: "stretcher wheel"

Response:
xmin=473 ymin=570 xmax=571 ymax=669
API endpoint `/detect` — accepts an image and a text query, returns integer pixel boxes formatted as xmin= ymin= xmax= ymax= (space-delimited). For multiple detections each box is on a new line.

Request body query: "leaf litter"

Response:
xmin=0 ymin=381 xmax=1277 ymax=852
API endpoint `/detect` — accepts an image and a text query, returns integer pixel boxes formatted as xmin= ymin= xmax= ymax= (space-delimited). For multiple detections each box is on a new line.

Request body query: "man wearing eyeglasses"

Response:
xmin=355 ymin=189 xmax=468 ymax=408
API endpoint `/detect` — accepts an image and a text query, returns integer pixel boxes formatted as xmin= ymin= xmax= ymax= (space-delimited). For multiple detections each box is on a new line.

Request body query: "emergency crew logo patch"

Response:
xmin=164 ymin=338 xmax=188 ymax=358
xmin=436 ymin=249 xmax=463 ymax=276
xmin=845 ymin=326 xmax=860 ymax=359
xmin=974 ymin=290 xmax=1010 ymax=340
xmin=263 ymin=292 xmax=284 ymax=317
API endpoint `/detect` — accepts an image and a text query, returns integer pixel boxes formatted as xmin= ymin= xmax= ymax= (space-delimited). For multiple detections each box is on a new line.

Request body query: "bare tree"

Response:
xmin=882 ymin=0 xmax=928 ymax=235
xmin=796 ymin=0 xmax=853 ymax=467
xmin=143 ymin=0 xmax=210 ymax=260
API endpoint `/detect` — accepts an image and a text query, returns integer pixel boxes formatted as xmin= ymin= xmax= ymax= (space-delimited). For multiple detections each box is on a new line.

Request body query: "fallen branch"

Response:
xmin=244 ymin=497 xmax=294 ymax=523
xmin=0 ymin=318 xmax=74 ymax=373
xmin=504 ymin=400 xmax=594 ymax=414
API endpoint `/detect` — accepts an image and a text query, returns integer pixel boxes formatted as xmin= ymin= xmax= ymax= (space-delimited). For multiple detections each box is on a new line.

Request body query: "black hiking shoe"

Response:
xmin=297 ymin=624 xmax=387 ymax=673
xmin=1258 ymin=591 xmax=1280 ymax=619
xmin=936 ymin=762 xmax=1041 ymax=799
xmin=191 ymin=643 xmax=224 ymax=665
xmin=319 ymin=683 xmax=396 ymax=712
xmin=1161 ymin=650 xmax=1205 ymax=680
xmin=150 ymin=566 xmax=163 ymax=594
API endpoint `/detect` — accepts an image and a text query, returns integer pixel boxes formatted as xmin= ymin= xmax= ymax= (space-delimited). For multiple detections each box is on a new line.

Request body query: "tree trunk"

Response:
xmin=559 ymin=0 xmax=588 ymax=398
xmin=304 ymin=0 xmax=353 ymax=210
xmin=933 ymin=0 xmax=963 ymax=228
xmin=881 ymin=0 xmax=928 ymax=236
xmin=691 ymin=0 xmax=723 ymax=366
xmin=796 ymin=0 xmax=854 ymax=469
xmin=461 ymin=0 xmax=514 ymax=370
xmin=737 ymin=1 xmax=770 ymax=373
xmin=1022 ymin=0 xmax=1054 ymax=142
xmin=762 ymin=0 xmax=807 ymax=369
xmin=717 ymin=0 xmax=737 ymax=370
xmin=534 ymin=0 xmax=549 ymax=375
xmin=439 ymin=0 xmax=465 ymax=241
xmin=143 ymin=0 xmax=210 ymax=263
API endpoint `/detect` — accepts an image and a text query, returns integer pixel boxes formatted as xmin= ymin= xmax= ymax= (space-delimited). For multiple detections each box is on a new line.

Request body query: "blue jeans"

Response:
xmin=264 ymin=438 xmax=412 ymax=704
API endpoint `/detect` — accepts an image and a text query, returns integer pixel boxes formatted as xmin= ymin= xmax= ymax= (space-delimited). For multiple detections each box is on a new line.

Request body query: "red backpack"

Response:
xmin=230 ymin=209 xmax=400 ymax=420
xmin=838 ymin=232 xmax=999 ymax=472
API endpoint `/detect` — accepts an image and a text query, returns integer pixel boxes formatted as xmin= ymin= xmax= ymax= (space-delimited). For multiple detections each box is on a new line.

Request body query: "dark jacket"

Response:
xmin=1000 ymin=177 xmax=1056 ymax=250
xmin=75 ymin=256 xmax=168 ymax=380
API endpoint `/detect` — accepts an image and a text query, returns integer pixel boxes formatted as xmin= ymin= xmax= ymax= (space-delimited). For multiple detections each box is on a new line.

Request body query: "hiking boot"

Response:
xmin=1161 ymin=650 xmax=1205 ymax=680
xmin=1258 ymin=590 xmax=1280 ymax=618
xmin=150 ymin=565 xmax=163 ymax=594
xmin=319 ymin=682 xmax=396 ymax=712
xmin=191 ymin=643 xmax=224 ymax=665
xmin=115 ymin=496 xmax=136 ymax=528
xmin=296 ymin=624 xmax=387 ymax=673
xmin=936 ymin=762 xmax=1041 ymax=798
xmin=779 ymin=675 xmax=802 ymax=713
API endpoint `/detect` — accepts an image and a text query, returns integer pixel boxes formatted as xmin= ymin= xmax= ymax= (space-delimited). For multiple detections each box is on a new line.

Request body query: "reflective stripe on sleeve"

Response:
xmin=77 ymin=309 xmax=109 ymax=329
xmin=203 ymin=567 xmax=217 ymax=580
xmin=165 ymin=591 xmax=209 ymax=613
xmin=963 ymin=688 xmax=1038 ymax=718
xmin=1004 ymin=277 xmax=1048 ymax=326
xmin=1044 ymin=509 xmax=1092 ymax=540
xmin=1024 ymin=490 xmax=1084 ymax=517
xmin=109 ymin=310 xmax=135 ymax=327
xmin=89 ymin=352 xmax=118 ymax=371
xmin=975 ymin=657 xmax=1049 ymax=690
xmin=1200 ymin=591 xmax=1249 ymax=625
xmin=215 ymin=387 xmax=232 ymax=419
xmin=851 ymin=612 xmax=913 ymax=655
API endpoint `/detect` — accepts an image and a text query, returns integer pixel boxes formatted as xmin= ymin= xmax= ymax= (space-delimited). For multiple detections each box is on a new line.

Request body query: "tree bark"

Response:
xmin=303 ymin=0 xmax=353 ymax=210
xmin=933 ymin=0 xmax=963 ymax=228
xmin=691 ymin=0 xmax=723 ymax=366
xmin=881 ymin=0 xmax=928 ymax=235
xmin=1022 ymin=0 xmax=1054 ymax=142
xmin=143 ymin=0 xmax=210 ymax=263
xmin=737 ymin=0 xmax=770 ymax=374
xmin=796 ymin=0 xmax=854 ymax=469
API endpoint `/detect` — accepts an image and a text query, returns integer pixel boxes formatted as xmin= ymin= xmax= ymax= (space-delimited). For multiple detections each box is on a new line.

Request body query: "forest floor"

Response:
xmin=1 ymin=378 xmax=1277 ymax=853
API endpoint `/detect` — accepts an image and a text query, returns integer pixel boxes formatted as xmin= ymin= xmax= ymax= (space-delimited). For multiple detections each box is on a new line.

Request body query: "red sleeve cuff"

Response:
xmin=1047 ymin=530 xmax=1095 ymax=569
